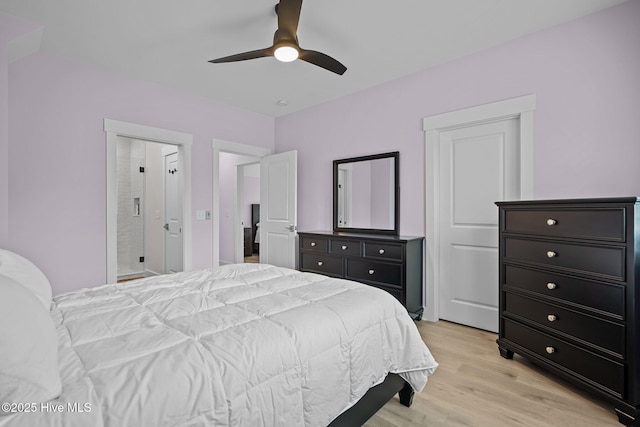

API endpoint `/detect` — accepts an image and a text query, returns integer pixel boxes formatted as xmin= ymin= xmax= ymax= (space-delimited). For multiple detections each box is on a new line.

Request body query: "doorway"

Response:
xmin=115 ymin=140 xmax=183 ymax=281
xmin=216 ymin=151 xmax=262 ymax=265
xmin=236 ymin=162 xmax=261 ymax=264
xmin=423 ymin=95 xmax=536 ymax=331
xmin=212 ymin=139 xmax=298 ymax=270
xmin=212 ymin=139 xmax=271 ymax=268
xmin=105 ymin=119 xmax=193 ymax=284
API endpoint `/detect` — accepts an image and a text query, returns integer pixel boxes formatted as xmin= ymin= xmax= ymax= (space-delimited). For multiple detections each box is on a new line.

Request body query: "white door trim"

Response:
xmin=212 ymin=139 xmax=271 ymax=268
xmin=423 ymin=94 xmax=536 ymax=322
xmin=105 ymin=118 xmax=193 ymax=284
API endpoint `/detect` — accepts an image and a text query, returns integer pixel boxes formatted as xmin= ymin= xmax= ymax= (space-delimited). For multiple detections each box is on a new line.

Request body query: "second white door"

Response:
xmin=164 ymin=151 xmax=183 ymax=274
xmin=438 ymin=118 xmax=520 ymax=332
xmin=260 ymin=150 xmax=297 ymax=269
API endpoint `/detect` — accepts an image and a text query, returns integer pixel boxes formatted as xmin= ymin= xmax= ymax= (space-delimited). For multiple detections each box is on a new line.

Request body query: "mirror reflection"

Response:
xmin=333 ymin=152 xmax=399 ymax=235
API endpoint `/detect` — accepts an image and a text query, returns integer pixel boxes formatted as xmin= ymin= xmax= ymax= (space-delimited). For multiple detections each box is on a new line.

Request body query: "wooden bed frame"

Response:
xmin=328 ymin=373 xmax=414 ymax=426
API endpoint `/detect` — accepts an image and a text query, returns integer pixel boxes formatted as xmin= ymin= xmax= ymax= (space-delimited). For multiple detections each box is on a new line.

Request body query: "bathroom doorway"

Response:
xmin=105 ymin=118 xmax=193 ymax=285
xmin=115 ymin=139 xmax=183 ymax=281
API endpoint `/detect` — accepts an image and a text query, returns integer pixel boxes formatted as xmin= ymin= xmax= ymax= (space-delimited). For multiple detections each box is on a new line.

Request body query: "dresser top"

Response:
xmin=496 ymin=197 xmax=640 ymax=206
xmin=298 ymin=230 xmax=424 ymax=242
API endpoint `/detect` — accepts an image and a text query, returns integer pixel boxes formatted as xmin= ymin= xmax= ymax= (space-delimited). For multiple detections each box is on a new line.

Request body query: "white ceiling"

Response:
xmin=1 ymin=0 xmax=626 ymax=117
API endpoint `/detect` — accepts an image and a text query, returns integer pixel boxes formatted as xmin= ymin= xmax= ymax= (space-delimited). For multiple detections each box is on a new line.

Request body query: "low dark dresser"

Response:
xmin=298 ymin=231 xmax=424 ymax=320
xmin=496 ymin=197 xmax=640 ymax=425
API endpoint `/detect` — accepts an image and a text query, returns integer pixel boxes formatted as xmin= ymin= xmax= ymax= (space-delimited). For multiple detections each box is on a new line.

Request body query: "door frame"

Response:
xmin=212 ymin=139 xmax=271 ymax=268
xmin=105 ymin=118 xmax=193 ymax=284
xmin=422 ymin=94 xmax=536 ymax=322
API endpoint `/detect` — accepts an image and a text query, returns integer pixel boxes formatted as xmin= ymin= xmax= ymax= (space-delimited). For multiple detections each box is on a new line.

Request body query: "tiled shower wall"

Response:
xmin=117 ymin=138 xmax=145 ymax=278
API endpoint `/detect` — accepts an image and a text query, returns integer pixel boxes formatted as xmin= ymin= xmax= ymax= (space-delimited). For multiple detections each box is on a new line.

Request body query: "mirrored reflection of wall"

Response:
xmin=369 ymin=157 xmax=394 ymax=229
xmin=350 ymin=161 xmax=372 ymax=227
xmin=339 ymin=159 xmax=395 ymax=230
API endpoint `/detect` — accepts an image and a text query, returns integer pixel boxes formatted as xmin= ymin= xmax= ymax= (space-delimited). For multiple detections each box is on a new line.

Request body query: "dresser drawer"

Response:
xmin=504 ymin=292 xmax=625 ymax=357
xmin=504 ymin=265 xmax=624 ymax=318
xmin=503 ymin=208 xmax=626 ymax=242
xmin=504 ymin=238 xmax=625 ymax=281
xmin=363 ymin=242 xmax=403 ymax=261
xmin=503 ymin=319 xmax=625 ymax=397
xmin=329 ymin=239 xmax=361 ymax=257
xmin=300 ymin=235 xmax=328 ymax=252
xmin=300 ymin=253 xmax=343 ymax=276
xmin=346 ymin=259 xmax=402 ymax=288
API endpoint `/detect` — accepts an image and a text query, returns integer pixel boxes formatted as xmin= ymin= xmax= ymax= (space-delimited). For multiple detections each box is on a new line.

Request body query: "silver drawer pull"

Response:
xmin=547 ymin=251 xmax=557 ymax=258
xmin=379 ymin=249 xmax=385 ymax=255
xmin=317 ymin=261 xmax=323 ymax=266
xmin=310 ymin=242 xmax=316 ymax=247
xmin=547 ymin=282 xmax=557 ymax=290
xmin=341 ymin=245 xmax=348 ymax=250
xmin=545 ymin=346 xmax=556 ymax=354
xmin=546 ymin=218 xmax=557 ymax=226
xmin=368 ymin=269 xmax=375 ymax=275
xmin=547 ymin=314 xmax=557 ymax=322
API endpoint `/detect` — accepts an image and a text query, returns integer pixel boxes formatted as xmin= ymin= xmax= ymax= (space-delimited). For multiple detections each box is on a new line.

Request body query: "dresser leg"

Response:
xmin=498 ymin=344 xmax=514 ymax=359
xmin=398 ymin=382 xmax=414 ymax=407
xmin=616 ymin=407 xmax=640 ymax=426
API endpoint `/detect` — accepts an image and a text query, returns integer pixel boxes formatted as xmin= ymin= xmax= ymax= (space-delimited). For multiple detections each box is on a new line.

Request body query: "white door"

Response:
xmin=164 ymin=151 xmax=183 ymax=273
xmin=260 ymin=151 xmax=297 ymax=269
xmin=438 ymin=118 xmax=519 ymax=332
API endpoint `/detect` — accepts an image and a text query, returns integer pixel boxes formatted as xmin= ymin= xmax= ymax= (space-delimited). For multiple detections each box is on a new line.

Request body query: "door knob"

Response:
xmin=163 ymin=223 xmax=169 ymax=231
xmin=286 ymin=224 xmax=296 ymax=232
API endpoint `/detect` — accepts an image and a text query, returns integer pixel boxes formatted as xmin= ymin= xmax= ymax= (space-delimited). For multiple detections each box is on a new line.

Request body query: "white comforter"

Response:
xmin=3 ymin=264 xmax=437 ymax=427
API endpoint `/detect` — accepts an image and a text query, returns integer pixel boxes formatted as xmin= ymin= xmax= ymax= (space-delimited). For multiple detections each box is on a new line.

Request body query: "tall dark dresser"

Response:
xmin=298 ymin=231 xmax=424 ymax=320
xmin=496 ymin=198 xmax=640 ymax=425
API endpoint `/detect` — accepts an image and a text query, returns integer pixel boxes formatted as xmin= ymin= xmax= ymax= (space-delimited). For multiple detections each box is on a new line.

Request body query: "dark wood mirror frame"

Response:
xmin=333 ymin=151 xmax=400 ymax=235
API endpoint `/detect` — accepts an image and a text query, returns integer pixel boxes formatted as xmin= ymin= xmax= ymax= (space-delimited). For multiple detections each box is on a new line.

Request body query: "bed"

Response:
xmin=0 ymin=250 xmax=438 ymax=426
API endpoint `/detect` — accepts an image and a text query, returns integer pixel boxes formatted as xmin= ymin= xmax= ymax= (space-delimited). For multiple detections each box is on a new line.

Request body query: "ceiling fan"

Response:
xmin=209 ymin=0 xmax=347 ymax=75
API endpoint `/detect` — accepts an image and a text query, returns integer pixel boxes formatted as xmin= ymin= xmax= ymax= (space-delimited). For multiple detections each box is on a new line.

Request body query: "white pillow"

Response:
xmin=0 ymin=274 xmax=61 ymax=413
xmin=0 ymin=249 xmax=52 ymax=310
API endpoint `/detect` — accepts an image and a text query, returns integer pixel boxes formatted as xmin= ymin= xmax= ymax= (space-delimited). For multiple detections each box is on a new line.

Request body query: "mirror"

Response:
xmin=333 ymin=151 xmax=399 ymax=235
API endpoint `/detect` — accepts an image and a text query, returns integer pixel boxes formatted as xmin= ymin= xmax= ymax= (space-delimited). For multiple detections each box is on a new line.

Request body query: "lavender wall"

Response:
xmin=4 ymin=1 xmax=640 ymax=293
xmin=0 ymin=41 xmax=8 ymax=248
xmin=8 ymin=51 xmax=274 ymax=293
xmin=0 ymin=12 xmax=40 ymax=247
xmin=275 ymin=0 xmax=640 ymax=236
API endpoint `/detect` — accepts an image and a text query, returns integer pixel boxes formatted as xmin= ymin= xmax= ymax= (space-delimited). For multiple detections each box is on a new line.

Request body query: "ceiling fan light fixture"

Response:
xmin=274 ymin=45 xmax=299 ymax=62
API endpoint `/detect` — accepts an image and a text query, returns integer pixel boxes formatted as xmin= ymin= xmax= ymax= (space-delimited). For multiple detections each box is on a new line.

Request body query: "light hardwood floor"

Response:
xmin=365 ymin=320 xmax=620 ymax=427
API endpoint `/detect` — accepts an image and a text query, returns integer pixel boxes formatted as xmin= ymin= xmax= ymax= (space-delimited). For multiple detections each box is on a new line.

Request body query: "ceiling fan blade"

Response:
xmin=209 ymin=48 xmax=273 ymax=63
xmin=277 ymin=0 xmax=303 ymax=38
xmin=299 ymin=49 xmax=347 ymax=75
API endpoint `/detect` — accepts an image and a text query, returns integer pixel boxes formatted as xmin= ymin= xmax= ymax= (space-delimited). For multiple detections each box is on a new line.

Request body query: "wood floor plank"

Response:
xmin=365 ymin=320 xmax=619 ymax=427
